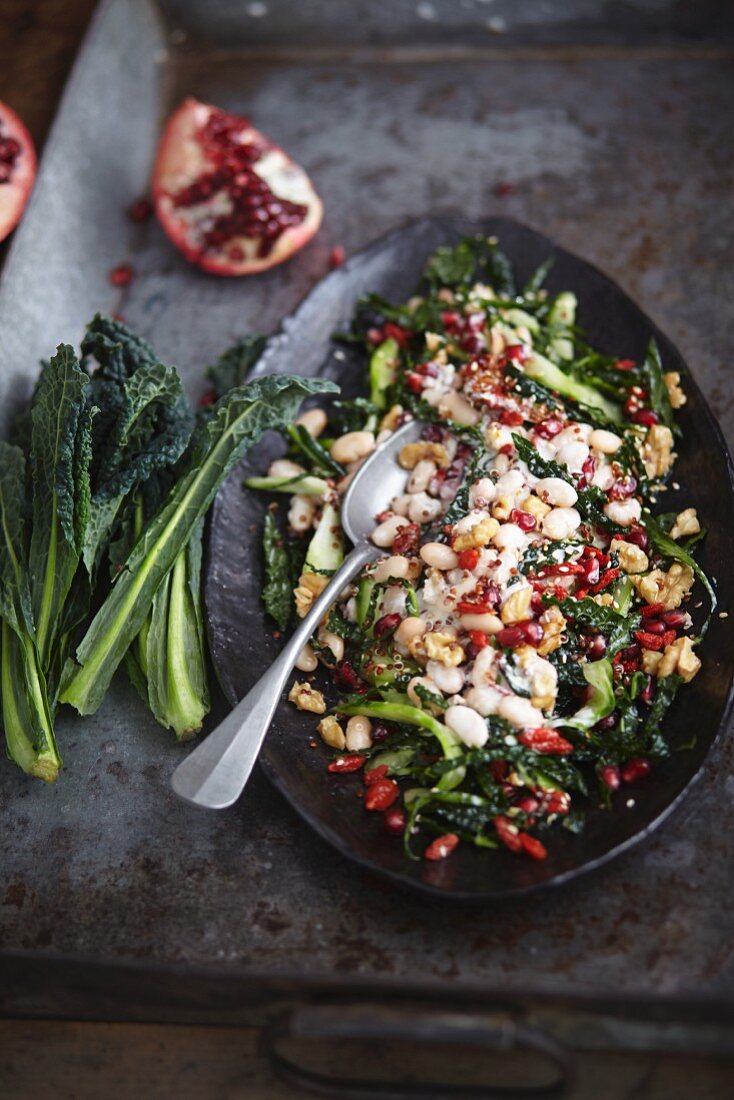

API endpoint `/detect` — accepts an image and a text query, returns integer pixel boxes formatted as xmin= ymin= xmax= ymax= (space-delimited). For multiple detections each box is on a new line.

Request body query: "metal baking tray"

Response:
xmin=1 ymin=0 xmax=733 ymax=1087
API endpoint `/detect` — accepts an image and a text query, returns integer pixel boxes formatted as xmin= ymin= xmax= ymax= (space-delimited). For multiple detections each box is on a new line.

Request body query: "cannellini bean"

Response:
xmin=498 ymin=695 xmax=545 ymax=729
xmin=469 ymin=477 xmax=496 ymax=507
xmin=372 ymin=513 xmax=411 ymax=548
xmin=604 ymin=498 xmax=642 ymax=526
xmin=391 ymin=493 xmax=412 ymax=517
xmin=592 ymin=465 xmax=616 ymax=491
xmin=470 ymin=645 xmax=499 ymax=685
xmin=556 ymin=441 xmax=589 ymax=473
xmin=485 ymin=422 xmax=514 ymax=453
xmin=589 ymin=428 xmax=622 ymax=454
xmin=426 ymin=660 xmax=465 ymax=695
xmin=379 ymin=586 xmax=407 ymax=617
xmin=534 ymin=477 xmax=578 ymax=507
xmin=295 ymin=643 xmax=318 ymax=672
xmin=463 ymin=685 xmax=504 ymax=717
xmin=345 ymin=715 xmax=373 ymax=751
xmin=459 ymin=611 xmax=503 ymax=634
xmin=295 ymin=407 xmax=327 ymax=437
xmin=407 ymin=459 xmax=437 ymax=494
xmin=493 ymin=522 xmax=527 ymax=552
xmin=445 ymin=704 xmax=489 ymax=748
xmin=331 ymin=430 xmax=376 ymax=465
xmin=439 ymin=390 xmax=481 ymax=426
xmin=408 ymin=492 xmax=443 ymax=524
xmin=374 ymin=555 xmax=411 ymax=583
xmin=495 ymin=469 xmax=525 ymax=497
xmin=420 ymin=542 xmax=459 ymax=570
xmin=541 ymin=506 xmax=581 ymax=540
xmin=317 ymin=627 xmax=344 ymax=663
xmin=489 ymin=453 xmax=511 ymax=476
xmin=344 ymin=597 xmax=358 ymax=622
xmin=407 ymin=675 xmax=441 ymax=708
xmin=395 ymin=617 xmax=427 ymax=646
xmin=268 ymin=458 xmax=305 ymax=479
xmin=288 ymin=494 xmax=316 ymax=532
xmin=555 ymin=423 xmax=592 ymax=446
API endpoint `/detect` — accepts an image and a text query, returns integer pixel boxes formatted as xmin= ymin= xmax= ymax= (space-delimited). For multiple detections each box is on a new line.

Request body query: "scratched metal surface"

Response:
xmin=1 ymin=0 xmax=733 ymax=1009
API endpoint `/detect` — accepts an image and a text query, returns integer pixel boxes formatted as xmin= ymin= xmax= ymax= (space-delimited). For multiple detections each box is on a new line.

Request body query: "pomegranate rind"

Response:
xmin=152 ymin=97 xmax=323 ymax=276
xmin=0 ymin=101 xmax=37 ymax=243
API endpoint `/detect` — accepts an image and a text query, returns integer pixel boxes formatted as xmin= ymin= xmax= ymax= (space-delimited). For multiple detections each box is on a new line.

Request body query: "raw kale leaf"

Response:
xmin=262 ymin=511 xmax=293 ymax=631
xmin=205 ymin=335 xmax=267 ymax=399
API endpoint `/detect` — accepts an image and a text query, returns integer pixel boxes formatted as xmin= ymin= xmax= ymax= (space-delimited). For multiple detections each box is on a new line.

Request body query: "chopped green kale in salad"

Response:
xmin=248 ymin=235 xmax=713 ymax=864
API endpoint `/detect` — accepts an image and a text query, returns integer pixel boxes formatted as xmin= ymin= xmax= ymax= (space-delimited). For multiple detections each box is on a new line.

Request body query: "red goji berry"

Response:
xmin=635 ymin=629 xmax=676 ymax=652
xmin=520 ymin=833 xmax=548 ymax=861
xmin=468 ymin=629 xmax=488 ymax=650
xmin=640 ymin=602 xmax=666 ymax=619
xmin=494 ymin=816 xmax=523 ymax=853
xmin=457 ymin=599 xmax=492 ymax=615
xmin=621 ymin=757 xmax=652 ymax=784
xmin=364 ymin=764 xmax=389 ymax=786
xmin=615 ymin=358 xmax=636 ymax=371
xmin=383 ymin=322 xmax=411 ymax=347
xmin=591 ymin=567 xmax=620 ymax=593
xmin=519 ymin=728 xmax=574 ymax=755
xmin=457 ymin=548 xmax=480 ymax=571
xmin=424 ymin=833 xmax=460 ymax=861
xmin=327 ymin=755 xmax=366 ymax=774
xmin=364 ymin=778 xmax=399 ymax=811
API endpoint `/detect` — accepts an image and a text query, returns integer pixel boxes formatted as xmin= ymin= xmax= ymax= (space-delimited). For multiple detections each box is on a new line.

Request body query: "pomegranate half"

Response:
xmin=0 ymin=101 xmax=36 ymax=244
xmin=152 ymin=98 xmax=323 ymax=275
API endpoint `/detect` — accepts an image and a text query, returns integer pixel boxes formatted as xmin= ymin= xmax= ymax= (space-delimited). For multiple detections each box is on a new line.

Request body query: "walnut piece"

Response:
xmin=516 ymin=645 xmax=558 ymax=711
xmin=633 ymin=563 xmax=694 ymax=610
xmin=410 ymin=630 xmax=465 ymax=668
xmin=294 ymin=570 xmax=330 ymax=618
xmin=663 ymin=371 xmax=687 ymax=409
xmin=452 ymin=515 xmax=500 ymax=551
xmin=537 ymin=605 xmax=567 ymax=656
xmin=317 ymin=715 xmax=346 ymax=749
xmin=670 ymin=508 xmax=700 ymax=541
xmin=398 ymin=441 xmax=449 ymax=470
xmin=656 ymin=636 xmax=701 ymax=682
xmin=520 ymin=494 xmax=552 ymax=522
xmin=610 ymin=538 xmax=649 ymax=574
xmin=641 ymin=424 xmax=675 ymax=479
xmin=288 ymin=681 xmax=327 ymax=714
xmin=379 ymin=404 xmax=404 ymax=432
xmin=491 ymin=495 xmax=513 ymax=522
xmin=641 ymin=649 xmax=663 ymax=675
xmin=500 ymin=585 xmax=533 ymax=624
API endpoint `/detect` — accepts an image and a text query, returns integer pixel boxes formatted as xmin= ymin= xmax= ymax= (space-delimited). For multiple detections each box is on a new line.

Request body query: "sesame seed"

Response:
xmin=626 ymin=798 xmax=636 ymax=808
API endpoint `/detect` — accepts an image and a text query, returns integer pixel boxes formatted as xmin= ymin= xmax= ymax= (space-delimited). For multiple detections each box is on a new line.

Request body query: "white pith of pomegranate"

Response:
xmin=152 ymin=98 xmax=323 ymax=276
xmin=0 ymin=101 xmax=36 ymax=244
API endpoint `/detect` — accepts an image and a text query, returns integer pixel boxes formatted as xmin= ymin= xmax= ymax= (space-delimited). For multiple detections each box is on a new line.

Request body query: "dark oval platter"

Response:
xmin=205 ymin=215 xmax=734 ymax=899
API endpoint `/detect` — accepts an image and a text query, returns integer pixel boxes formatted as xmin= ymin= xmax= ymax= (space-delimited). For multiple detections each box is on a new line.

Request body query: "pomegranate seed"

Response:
xmin=383 ymin=322 xmax=411 ymax=347
xmin=586 ymin=633 xmax=607 ymax=659
xmin=364 ymin=764 xmax=389 ymax=786
xmin=327 ymin=754 xmax=366 ymax=774
xmin=535 ymin=417 xmax=564 ymax=439
xmin=457 ymin=548 xmax=480 ymax=570
xmin=510 ymin=509 xmax=537 ymax=532
xmin=391 ymin=523 xmax=421 ymax=556
xmin=615 ymin=358 xmax=636 ymax=371
xmin=364 ymin=778 xmax=399 ymax=811
xmin=367 ymin=326 xmax=384 ymax=345
xmin=624 ymin=526 xmax=649 ymax=551
xmin=468 ymin=629 xmax=488 ymax=650
xmin=580 ymin=557 xmax=601 ymax=586
xmin=329 ymin=244 xmax=346 ymax=268
xmin=642 ymin=618 xmax=667 ymax=634
xmin=541 ymin=789 xmax=570 ymax=815
xmin=441 ymin=310 xmax=461 ymax=330
xmin=198 ymin=389 xmax=217 ymax=407
xmin=632 ymin=409 xmax=659 ymax=427
xmin=374 ymin=613 xmax=402 ymax=638
xmin=608 ymin=475 xmax=637 ymax=501
xmin=499 ymin=408 xmax=524 ymax=427
xmin=108 ymin=262 xmax=133 ymax=287
xmin=424 ymin=833 xmax=460 ymax=861
xmin=384 ymin=807 xmax=407 ymax=835
xmin=504 ymin=344 xmax=528 ymax=363
xmin=621 ymin=758 xmax=652 ymax=784
xmin=490 ymin=760 xmax=508 ymax=782
xmin=660 ymin=609 xmax=687 ymax=629
xmin=334 ymin=660 xmax=367 ymax=694
xmin=127 ymin=197 xmax=152 ymax=223
xmin=406 ymin=372 xmax=424 ymax=394
xmin=600 ymin=764 xmax=621 ymax=790
xmin=494 ymin=181 xmax=515 ymax=197
xmin=517 ymin=796 xmax=540 ymax=814
xmin=496 ymin=625 xmax=525 ymax=648
xmin=520 ymin=833 xmax=548 ymax=861
xmin=594 ymin=711 xmax=618 ymax=731
xmin=422 ymin=423 xmax=446 ymax=443
xmin=640 ymin=676 xmax=655 ymax=704
xmin=370 ymin=722 xmax=391 ymax=744
xmin=579 ymin=455 xmax=596 ymax=487
xmin=519 ymin=728 xmax=573 ymax=755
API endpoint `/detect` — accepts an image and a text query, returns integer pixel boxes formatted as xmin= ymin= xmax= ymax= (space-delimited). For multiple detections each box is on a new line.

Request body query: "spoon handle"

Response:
xmin=170 ymin=541 xmax=377 ymax=810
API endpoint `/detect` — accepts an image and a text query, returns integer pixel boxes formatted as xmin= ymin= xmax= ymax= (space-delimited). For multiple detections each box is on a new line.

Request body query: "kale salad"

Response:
xmin=248 ymin=234 xmax=714 ymax=864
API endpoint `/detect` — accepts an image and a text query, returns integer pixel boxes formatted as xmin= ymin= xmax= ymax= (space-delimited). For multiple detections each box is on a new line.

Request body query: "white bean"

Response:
xmin=445 ymin=704 xmax=489 ymax=748
xmin=495 ymin=469 xmax=525 ymax=497
xmin=468 ymin=477 xmax=496 ymax=507
xmin=426 ymin=660 xmax=465 ymax=695
xmin=470 ymin=645 xmax=499 ymax=685
xmin=556 ymin=441 xmax=589 ymax=474
xmin=287 ymin=494 xmax=316 ymax=532
xmin=498 ymin=695 xmax=545 ymax=729
xmin=463 ymin=685 xmax=504 ymax=717
xmin=372 ymin=514 xmax=411 ymax=548
xmin=604 ymin=498 xmax=641 ymax=526
xmin=295 ymin=643 xmax=317 ymax=672
xmin=592 ymin=464 xmax=616 ymax=491
xmin=534 ymin=477 xmax=578 ymax=507
xmin=317 ymin=627 xmax=344 ymax=663
xmin=331 ymin=430 xmax=376 ymax=465
xmin=493 ymin=523 xmax=527 ymax=552
xmin=268 ymin=458 xmax=305 ymax=479
xmin=459 ymin=611 xmax=503 ymax=634
xmin=407 ymin=459 xmax=437 ymax=494
xmin=408 ymin=492 xmax=442 ymax=525
xmin=542 ymin=507 xmax=582 ymax=540
xmin=379 ymin=586 xmax=407 ymax=617
xmin=295 ymin=407 xmax=327 ymax=438
xmin=439 ymin=390 xmax=481 ymax=426
xmin=555 ymin=423 xmax=592 ymax=447
xmin=374 ymin=555 xmax=410 ymax=583
xmin=394 ymin=617 xmax=427 ymax=646
xmin=345 ymin=715 xmax=373 ymax=752
xmin=589 ymin=428 xmax=622 ymax=454
xmin=391 ymin=493 xmax=412 ymax=517
xmin=407 ymin=675 xmax=441 ymax=708
xmin=420 ymin=542 xmax=459 ymax=570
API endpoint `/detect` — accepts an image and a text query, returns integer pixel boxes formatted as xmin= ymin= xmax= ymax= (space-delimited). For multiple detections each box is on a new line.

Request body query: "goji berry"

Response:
xmin=621 ymin=758 xmax=652 ymax=783
xmin=615 ymin=358 xmax=636 ymax=371
xmin=640 ymin=602 xmax=666 ymax=618
xmin=383 ymin=322 xmax=411 ymax=347
xmin=364 ymin=778 xmax=399 ymax=811
xmin=457 ymin=548 xmax=480 ymax=571
xmin=424 ymin=833 xmax=460 ymax=861
xmin=392 ymin=523 xmax=421 ymax=556
xmin=327 ymin=755 xmax=366 ymax=774
xmin=519 ymin=728 xmax=573 ymax=755
xmin=591 ymin=567 xmax=620 ymax=593
xmin=634 ymin=629 xmax=676 ymax=652
xmin=468 ymin=629 xmax=488 ymax=650
xmin=364 ymin=764 xmax=389 ymax=786
xmin=520 ymin=833 xmax=548 ymax=861
xmin=457 ymin=599 xmax=492 ymax=615
xmin=494 ymin=816 xmax=523 ymax=853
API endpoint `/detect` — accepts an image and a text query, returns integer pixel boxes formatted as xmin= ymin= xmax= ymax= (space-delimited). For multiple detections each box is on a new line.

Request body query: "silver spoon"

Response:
xmin=171 ymin=418 xmax=423 ymax=810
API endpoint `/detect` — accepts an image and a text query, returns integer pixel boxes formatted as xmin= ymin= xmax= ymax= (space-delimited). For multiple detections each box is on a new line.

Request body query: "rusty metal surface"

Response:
xmin=0 ymin=0 xmax=733 ymax=1011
